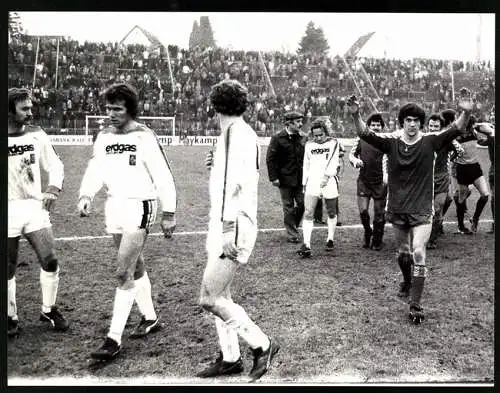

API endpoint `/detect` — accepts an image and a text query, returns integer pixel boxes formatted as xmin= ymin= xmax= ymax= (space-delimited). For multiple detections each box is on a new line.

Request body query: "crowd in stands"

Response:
xmin=8 ymin=34 xmax=495 ymax=136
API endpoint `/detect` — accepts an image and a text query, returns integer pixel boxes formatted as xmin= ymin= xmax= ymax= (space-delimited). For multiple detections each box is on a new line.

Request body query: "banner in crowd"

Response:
xmin=344 ymin=32 xmax=375 ymax=58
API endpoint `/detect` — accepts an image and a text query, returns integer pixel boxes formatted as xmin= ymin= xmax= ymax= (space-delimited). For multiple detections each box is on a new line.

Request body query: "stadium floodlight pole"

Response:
xmin=32 ymin=36 xmax=40 ymax=88
xmin=55 ymin=37 xmax=60 ymax=90
xmin=340 ymin=55 xmax=377 ymax=113
xmin=258 ymin=50 xmax=276 ymax=98
xmin=359 ymin=63 xmax=381 ymax=102
xmin=164 ymin=44 xmax=175 ymax=94
xmin=449 ymin=60 xmax=455 ymax=102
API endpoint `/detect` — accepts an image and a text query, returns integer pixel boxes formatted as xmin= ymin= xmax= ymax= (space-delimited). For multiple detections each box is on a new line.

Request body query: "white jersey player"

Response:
xmin=77 ymin=83 xmax=177 ymax=362
xmin=297 ymin=120 xmax=341 ymax=258
xmin=197 ymin=80 xmax=279 ymax=382
xmin=8 ymin=87 xmax=70 ymax=337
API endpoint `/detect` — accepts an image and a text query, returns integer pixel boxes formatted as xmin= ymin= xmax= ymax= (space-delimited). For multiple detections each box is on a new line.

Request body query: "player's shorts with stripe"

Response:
xmin=456 ymin=162 xmax=483 ymax=186
xmin=206 ymin=215 xmax=257 ymax=264
xmin=305 ymin=176 xmax=339 ymax=199
xmin=105 ymin=197 xmax=157 ymax=234
xmin=357 ymin=178 xmax=387 ymax=200
xmin=8 ymin=199 xmax=51 ymax=238
xmin=433 ymin=171 xmax=450 ymax=195
xmin=386 ymin=212 xmax=432 ymax=228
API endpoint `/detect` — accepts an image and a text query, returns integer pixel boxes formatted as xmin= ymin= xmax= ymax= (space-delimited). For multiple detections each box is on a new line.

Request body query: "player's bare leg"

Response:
xmin=408 ymin=223 xmax=431 ymax=324
xmin=7 ymin=237 xmax=21 ymax=337
xmin=91 ymin=230 xmax=146 ymax=361
xmin=324 ymin=198 xmax=338 ymax=251
xmin=371 ymin=198 xmax=386 ymax=250
xmin=199 ymin=256 xmax=277 ymax=381
xmin=393 ymin=225 xmax=413 ymax=298
xmin=298 ymin=194 xmax=318 ymax=257
xmin=358 ymin=196 xmax=372 ymax=248
xmin=470 ymin=176 xmax=490 ymax=233
xmin=25 ymin=227 xmax=69 ymax=332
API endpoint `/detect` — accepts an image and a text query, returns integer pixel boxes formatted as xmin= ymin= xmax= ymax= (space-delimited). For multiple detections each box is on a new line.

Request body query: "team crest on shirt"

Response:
xmin=129 ymin=154 xmax=136 ymax=166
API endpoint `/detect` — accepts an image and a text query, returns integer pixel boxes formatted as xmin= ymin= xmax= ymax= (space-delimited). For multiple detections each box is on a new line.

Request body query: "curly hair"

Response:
xmin=8 ymin=87 xmax=31 ymax=115
xmin=209 ymin=79 xmax=249 ymax=116
xmin=427 ymin=113 xmax=445 ymax=128
xmin=103 ymin=83 xmax=139 ymax=119
xmin=440 ymin=109 xmax=456 ymax=127
xmin=309 ymin=119 xmax=329 ymax=136
xmin=366 ymin=112 xmax=385 ymax=128
xmin=398 ymin=103 xmax=426 ymax=129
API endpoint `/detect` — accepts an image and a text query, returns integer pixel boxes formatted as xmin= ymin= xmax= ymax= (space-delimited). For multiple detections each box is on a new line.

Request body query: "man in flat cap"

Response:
xmin=266 ymin=111 xmax=307 ymax=243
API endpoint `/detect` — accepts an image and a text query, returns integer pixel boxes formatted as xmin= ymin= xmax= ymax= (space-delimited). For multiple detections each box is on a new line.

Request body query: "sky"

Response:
xmin=15 ymin=12 xmax=495 ymax=62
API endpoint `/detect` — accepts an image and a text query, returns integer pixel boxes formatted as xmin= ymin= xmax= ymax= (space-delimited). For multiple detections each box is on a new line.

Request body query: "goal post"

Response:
xmin=85 ymin=115 xmax=176 ymax=141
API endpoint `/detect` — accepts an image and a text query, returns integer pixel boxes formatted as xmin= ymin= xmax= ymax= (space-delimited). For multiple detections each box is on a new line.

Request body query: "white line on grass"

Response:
xmin=38 ymin=219 xmax=493 ymax=242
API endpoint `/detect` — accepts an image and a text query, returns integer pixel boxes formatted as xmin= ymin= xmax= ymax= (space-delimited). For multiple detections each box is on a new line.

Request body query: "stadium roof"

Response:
xmin=119 ymin=25 xmax=164 ymax=50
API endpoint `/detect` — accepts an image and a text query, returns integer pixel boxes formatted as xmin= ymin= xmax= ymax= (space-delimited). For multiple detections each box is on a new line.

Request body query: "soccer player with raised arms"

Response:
xmin=197 ymin=80 xmax=279 ymax=381
xmin=8 ymin=87 xmax=70 ymax=337
xmin=78 ymin=82 xmax=177 ymax=361
xmin=297 ymin=119 xmax=341 ymax=258
xmin=347 ymin=89 xmax=474 ymax=324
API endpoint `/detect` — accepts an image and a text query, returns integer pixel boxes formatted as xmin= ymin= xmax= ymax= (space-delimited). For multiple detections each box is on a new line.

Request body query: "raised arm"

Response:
xmin=346 ymin=95 xmax=391 ymax=153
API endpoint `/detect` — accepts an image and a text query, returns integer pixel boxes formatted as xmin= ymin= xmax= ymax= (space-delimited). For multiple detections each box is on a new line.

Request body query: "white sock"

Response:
xmin=221 ymin=299 xmax=270 ymax=351
xmin=327 ymin=216 xmax=337 ymax=241
xmin=40 ymin=268 xmax=59 ymax=314
xmin=108 ymin=287 xmax=136 ymax=345
xmin=302 ymin=219 xmax=314 ymax=248
xmin=215 ymin=316 xmax=241 ymax=362
xmin=8 ymin=277 xmax=17 ymax=319
xmin=134 ymin=272 xmax=157 ymax=321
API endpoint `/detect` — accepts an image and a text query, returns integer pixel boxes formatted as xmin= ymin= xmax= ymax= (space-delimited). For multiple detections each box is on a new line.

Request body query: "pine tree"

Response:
xmin=297 ymin=21 xmax=329 ymax=56
xmin=197 ymin=16 xmax=216 ymax=49
xmin=189 ymin=20 xmax=200 ymax=49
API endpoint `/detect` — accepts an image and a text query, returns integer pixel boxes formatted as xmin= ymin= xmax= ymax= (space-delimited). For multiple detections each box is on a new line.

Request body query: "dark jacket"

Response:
xmin=266 ymin=129 xmax=307 ymax=188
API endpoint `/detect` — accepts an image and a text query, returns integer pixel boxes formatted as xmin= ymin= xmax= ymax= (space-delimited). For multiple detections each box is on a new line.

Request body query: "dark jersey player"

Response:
xmin=347 ymin=92 xmax=473 ymax=325
xmin=349 ymin=113 xmax=388 ymax=250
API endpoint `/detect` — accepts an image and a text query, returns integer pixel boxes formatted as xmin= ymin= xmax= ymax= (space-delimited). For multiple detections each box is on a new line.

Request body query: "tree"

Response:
xmin=188 ymin=20 xmax=200 ymax=50
xmin=297 ymin=21 xmax=329 ymax=56
xmin=197 ymin=16 xmax=216 ymax=49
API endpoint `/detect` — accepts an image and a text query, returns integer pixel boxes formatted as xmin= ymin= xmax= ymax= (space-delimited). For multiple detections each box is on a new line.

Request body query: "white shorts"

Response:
xmin=206 ymin=215 xmax=257 ymax=264
xmin=305 ymin=176 xmax=339 ymax=199
xmin=8 ymin=199 xmax=51 ymax=238
xmin=105 ymin=198 xmax=157 ymax=234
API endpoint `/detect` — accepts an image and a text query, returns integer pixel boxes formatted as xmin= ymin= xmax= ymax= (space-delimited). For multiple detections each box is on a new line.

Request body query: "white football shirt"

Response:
xmin=79 ymin=122 xmax=177 ymax=213
xmin=8 ymin=126 xmax=64 ymax=202
xmin=209 ymin=117 xmax=260 ymax=224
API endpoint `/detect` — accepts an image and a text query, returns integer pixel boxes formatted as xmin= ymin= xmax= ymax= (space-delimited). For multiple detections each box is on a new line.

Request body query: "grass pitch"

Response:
xmin=8 ymin=145 xmax=494 ymax=384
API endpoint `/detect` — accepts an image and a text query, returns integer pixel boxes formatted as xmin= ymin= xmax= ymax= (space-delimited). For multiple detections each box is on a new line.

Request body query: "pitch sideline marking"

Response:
xmin=27 ymin=219 xmax=494 ymax=242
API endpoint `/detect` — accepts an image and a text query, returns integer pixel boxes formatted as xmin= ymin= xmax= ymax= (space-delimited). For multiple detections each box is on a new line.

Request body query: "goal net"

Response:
xmin=85 ymin=115 xmax=176 ymax=143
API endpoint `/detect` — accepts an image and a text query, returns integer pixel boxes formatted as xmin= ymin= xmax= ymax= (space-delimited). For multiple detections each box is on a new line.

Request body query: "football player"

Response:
xmin=349 ymin=113 xmax=388 ymax=251
xmin=426 ymin=113 xmax=464 ymax=248
xmin=297 ymin=119 xmax=341 ymax=258
xmin=78 ymin=83 xmax=177 ymax=361
xmin=347 ymin=91 xmax=474 ymax=325
xmin=197 ymin=80 xmax=279 ymax=382
xmin=8 ymin=87 xmax=69 ymax=337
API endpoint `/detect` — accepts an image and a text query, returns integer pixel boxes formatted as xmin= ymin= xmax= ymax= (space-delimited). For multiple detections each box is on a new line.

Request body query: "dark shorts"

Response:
xmin=386 ymin=212 xmax=432 ymax=228
xmin=357 ymin=178 xmax=387 ymax=200
xmin=456 ymin=163 xmax=483 ymax=186
xmin=434 ymin=171 xmax=450 ymax=195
